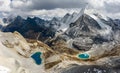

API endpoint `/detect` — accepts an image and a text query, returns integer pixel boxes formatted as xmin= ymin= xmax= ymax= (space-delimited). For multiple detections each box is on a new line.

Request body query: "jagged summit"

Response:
xmin=71 ymin=5 xmax=86 ymax=23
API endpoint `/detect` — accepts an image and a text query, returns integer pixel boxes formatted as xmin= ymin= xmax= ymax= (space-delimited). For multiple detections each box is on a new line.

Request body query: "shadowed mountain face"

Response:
xmin=70 ymin=14 xmax=102 ymax=29
xmin=65 ymin=14 xmax=102 ymax=38
xmin=2 ymin=16 xmax=56 ymax=41
xmin=0 ymin=25 xmax=2 ymax=29
xmin=65 ymin=13 xmax=116 ymax=38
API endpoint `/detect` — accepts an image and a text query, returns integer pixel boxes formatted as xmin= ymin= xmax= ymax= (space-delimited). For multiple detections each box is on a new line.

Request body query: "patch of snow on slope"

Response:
xmin=57 ymin=10 xmax=84 ymax=35
xmin=0 ymin=66 xmax=11 ymax=73
xmin=55 ymin=15 xmax=73 ymax=36
xmin=0 ymin=18 xmax=9 ymax=27
xmin=85 ymin=9 xmax=109 ymax=21
xmin=58 ymin=23 xmax=69 ymax=32
xmin=89 ymin=14 xmax=112 ymax=35
xmin=71 ymin=7 xmax=86 ymax=23
xmin=97 ymin=13 xmax=109 ymax=21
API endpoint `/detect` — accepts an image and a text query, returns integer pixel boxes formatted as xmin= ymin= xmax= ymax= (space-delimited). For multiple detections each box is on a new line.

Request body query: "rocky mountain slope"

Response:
xmin=0 ymin=31 xmax=120 ymax=73
xmin=56 ymin=10 xmax=120 ymax=52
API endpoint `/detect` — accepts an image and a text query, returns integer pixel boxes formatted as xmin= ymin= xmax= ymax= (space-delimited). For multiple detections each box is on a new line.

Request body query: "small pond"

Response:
xmin=31 ymin=52 xmax=42 ymax=65
xmin=78 ymin=53 xmax=90 ymax=60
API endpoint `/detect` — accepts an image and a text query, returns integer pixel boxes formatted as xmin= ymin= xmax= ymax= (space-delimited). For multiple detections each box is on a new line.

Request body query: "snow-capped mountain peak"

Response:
xmin=89 ymin=14 xmax=112 ymax=36
xmin=84 ymin=9 xmax=109 ymax=21
xmin=71 ymin=6 xmax=86 ymax=23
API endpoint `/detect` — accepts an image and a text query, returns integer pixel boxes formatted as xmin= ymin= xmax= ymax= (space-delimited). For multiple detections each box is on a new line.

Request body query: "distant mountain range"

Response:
xmin=1 ymin=8 xmax=120 ymax=51
xmin=1 ymin=16 xmax=55 ymax=41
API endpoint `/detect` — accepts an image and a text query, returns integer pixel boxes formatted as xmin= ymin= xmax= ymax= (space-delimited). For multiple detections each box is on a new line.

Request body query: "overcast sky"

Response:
xmin=0 ymin=0 xmax=120 ymax=19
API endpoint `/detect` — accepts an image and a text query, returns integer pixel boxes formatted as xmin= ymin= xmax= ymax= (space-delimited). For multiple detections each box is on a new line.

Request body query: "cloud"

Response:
xmin=104 ymin=1 xmax=120 ymax=13
xmin=0 ymin=0 xmax=120 ymax=19
xmin=87 ymin=0 xmax=120 ymax=19
xmin=10 ymin=0 xmax=88 ymax=11
xmin=28 ymin=8 xmax=80 ymax=19
xmin=10 ymin=0 xmax=32 ymax=11
xmin=29 ymin=0 xmax=88 ymax=10
xmin=0 ymin=0 xmax=11 ymax=12
xmin=89 ymin=0 xmax=120 ymax=12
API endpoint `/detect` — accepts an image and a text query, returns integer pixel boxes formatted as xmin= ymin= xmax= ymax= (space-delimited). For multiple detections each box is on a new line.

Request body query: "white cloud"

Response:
xmin=88 ymin=0 xmax=105 ymax=8
xmin=11 ymin=0 xmax=32 ymax=11
xmin=0 ymin=0 xmax=120 ymax=19
xmin=87 ymin=0 xmax=120 ymax=19
xmin=29 ymin=8 xmax=80 ymax=18
xmin=0 ymin=0 xmax=11 ymax=12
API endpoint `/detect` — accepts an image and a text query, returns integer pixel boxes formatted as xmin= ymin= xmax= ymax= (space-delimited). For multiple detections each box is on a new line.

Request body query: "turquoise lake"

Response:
xmin=78 ymin=53 xmax=90 ymax=60
xmin=31 ymin=52 xmax=42 ymax=65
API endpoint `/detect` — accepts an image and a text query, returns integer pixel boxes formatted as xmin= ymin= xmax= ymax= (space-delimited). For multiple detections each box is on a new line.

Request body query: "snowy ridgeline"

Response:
xmin=1 ymin=6 xmax=119 ymax=39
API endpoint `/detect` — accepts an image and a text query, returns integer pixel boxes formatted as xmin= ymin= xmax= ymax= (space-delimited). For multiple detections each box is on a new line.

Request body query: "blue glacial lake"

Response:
xmin=78 ymin=53 xmax=90 ymax=60
xmin=31 ymin=52 xmax=42 ymax=65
